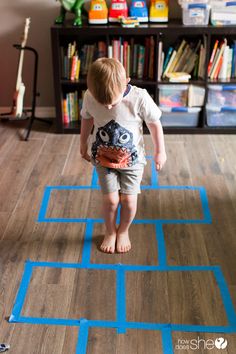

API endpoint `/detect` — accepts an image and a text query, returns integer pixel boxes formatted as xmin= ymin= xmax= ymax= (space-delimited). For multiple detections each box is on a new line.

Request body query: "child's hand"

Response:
xmin=80 ymin=144 xmax=91 ymax=162
xmin=154 ymin=151 xmax=167 ymax=171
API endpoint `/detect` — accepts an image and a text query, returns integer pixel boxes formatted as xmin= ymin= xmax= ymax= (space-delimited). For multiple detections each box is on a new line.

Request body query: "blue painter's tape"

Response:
xmin=41 ymin=218 xmax=104 ymax=223
xmin=116 ymin=266 xmax=126 ymax=334
xmin=81 ymin=222 xmax=94 ymax=265
xmin=155 ymin=223 xmax=167 ymax=267
xmin=91 ymin=167 xmax=99 ymax=188
xmin=22 ymin=261 xmax=219 ymax=272
xmin=38 ymin=187 xmax=51 ymax=222
xmin=14 ymin=316 xmax=81 ymax=326
xmin=199 ymin=187 xmax=212 ymax=223
xmin=214 ymin=267 xmax=236 ymax=326
xmin=9 ymin=260 xmax=33 ymax=322
xmin=76 ymin=319 xmax=89 ymax=354
xmin=162 ymin=326 xmax=174 ymax=354
xmin=151 ymin=158 xmax=159 ymax=186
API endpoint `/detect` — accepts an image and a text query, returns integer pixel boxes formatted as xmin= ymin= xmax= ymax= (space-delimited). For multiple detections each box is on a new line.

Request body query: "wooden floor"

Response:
xmin=0 ymin=120 xmax=236 ymax=353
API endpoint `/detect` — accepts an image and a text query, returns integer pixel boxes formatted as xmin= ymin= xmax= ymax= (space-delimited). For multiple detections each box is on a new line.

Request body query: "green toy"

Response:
xmin=55 ymin=0 xmax=85 ymax=26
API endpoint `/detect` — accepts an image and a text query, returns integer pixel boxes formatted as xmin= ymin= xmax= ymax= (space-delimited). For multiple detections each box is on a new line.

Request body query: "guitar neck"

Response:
xmin=16 ymin=49 xmax=25 ymax=91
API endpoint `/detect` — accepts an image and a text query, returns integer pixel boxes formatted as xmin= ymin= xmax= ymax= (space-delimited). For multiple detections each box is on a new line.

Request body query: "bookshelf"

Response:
xmin=51 ymin=21 xmax=236 ymax=134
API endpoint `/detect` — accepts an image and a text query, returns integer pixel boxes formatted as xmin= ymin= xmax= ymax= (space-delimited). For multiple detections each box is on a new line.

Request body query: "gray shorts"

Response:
xmin=95 ymin=164 xmax=144 ymax=195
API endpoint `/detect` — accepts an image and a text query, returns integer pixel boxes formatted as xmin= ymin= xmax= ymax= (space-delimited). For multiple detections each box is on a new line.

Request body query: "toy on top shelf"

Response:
xmin=118 ymin=15 xmax=140 ymax=26
xmin=149 ymin=0 xmax=168 ymax=22
xmin=89 ymin=0 xmax=108 ymax=24
xmin=109 ymin=0 xmax=128 ymax=22
xmin=55 ymin=0 xmax=85 ymax=26
xmin=129 ymin=0 xmax=149 ymax=22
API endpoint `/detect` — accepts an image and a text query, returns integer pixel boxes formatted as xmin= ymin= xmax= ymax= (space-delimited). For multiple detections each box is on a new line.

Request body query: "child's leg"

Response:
xmin=117 ymin=194 xmax=138 ymax=253
xmin=100 ymin=191 xmax=119 ymax=253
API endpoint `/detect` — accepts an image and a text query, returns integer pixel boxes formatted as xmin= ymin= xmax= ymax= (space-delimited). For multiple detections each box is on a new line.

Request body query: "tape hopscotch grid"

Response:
xmin=10 ymin=157 xmax=236 ymax=354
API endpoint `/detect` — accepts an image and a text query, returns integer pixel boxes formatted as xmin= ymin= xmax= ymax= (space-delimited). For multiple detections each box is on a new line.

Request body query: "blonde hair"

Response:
xmin=87 ymin=58 xmax=127 ymax=105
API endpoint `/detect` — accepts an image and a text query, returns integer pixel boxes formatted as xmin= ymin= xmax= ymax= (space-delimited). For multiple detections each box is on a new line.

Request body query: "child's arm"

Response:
xmin=80 ymin=117 xmax=94 ymax=162
xmin=146 ymin=120 xmax=167 ymax=171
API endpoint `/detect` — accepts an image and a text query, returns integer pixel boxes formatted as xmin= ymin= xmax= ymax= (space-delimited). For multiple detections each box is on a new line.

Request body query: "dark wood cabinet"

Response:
xmin=51 ymin=21 xmax=236 ymax=134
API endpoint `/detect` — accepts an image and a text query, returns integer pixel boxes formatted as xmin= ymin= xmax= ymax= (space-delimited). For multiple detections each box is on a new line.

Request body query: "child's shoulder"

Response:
xmin=126 ymin=85 xmax=148 ymax=101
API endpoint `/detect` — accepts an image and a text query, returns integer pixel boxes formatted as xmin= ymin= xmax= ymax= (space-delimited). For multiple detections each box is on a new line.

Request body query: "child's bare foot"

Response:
xmin=100 ymin=234 xmax=116 ymax=253
xmin=116 ymin=232 xmax=131 ymax=253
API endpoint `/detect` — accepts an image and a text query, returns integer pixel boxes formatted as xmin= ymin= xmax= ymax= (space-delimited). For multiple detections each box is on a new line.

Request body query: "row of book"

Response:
xmin=207 ymin=39 xmax=236 ymax=80
xmin=61 ymin=37 xmax=156 ymax=81
xmin=62 ymin=91 xmax=85 ymax=124
xmin=158 ymin=38 xmax=206 ymax=81
xmin=107 ymin=37 xmax=155 ymax=80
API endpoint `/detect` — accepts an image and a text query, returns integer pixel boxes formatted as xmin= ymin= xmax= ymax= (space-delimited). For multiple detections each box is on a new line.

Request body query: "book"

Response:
xmin=210 ymin=39 xmax=227 ymax=80
xmin=227 ymin=48 xmax=233 ymax=79
xmin=163 ymin=47 xmax=173 ymax=73
xmin=143 ymin=37 xmax=150 ymax=79
xmin=169 ymin=39 xmax=187 ymax=73
xmin=165 ymin=72 xmax=191 ymax=82
xmin=148 ymin=36 xmax=155 ymax=80
xmin=163 ymin=50 xmax=176 ymax=78
xmin=158 ymin=41 xmax=163 ymax=81
xmin=219 ymin=45 xmax=229 ymax=80
xmin=137 ymin=45 xmax=145 ymax=79
xmin=208 ymin=40 xmax=219 ymax=76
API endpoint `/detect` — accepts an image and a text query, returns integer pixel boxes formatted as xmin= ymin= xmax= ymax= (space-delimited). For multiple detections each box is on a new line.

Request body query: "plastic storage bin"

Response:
xmin=208 ymin=85 xmax=236 ymax=107
xmin=160 ymin=106 xmax=201 ymax=126
xmin=182 ymin=3 xmax=210 ymax=25
xmin=210 ymin=1 xmax=236 ymax=26
xmin=206 ymin=104 xmax=236 ymax=126
xmin=159 ymin=85 xmax=188 ymax=107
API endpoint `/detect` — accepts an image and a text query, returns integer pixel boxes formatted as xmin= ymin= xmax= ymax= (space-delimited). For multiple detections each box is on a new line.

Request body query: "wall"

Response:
xmin=0 ymin=0 xmax=181 ymax=113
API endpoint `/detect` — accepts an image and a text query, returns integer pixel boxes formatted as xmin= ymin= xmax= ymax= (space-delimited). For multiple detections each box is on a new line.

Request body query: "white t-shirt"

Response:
xmin=81 ymin=85 xmax=162 ymax=169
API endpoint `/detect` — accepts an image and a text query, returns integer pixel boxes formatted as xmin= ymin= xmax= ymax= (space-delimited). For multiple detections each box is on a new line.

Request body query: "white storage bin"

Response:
xmin=159 ymin=85 xmax=188 ymax=107
xmin=208 ymin=85 xmax=236 ymax=107
xmin=182 ymin=3 xmax=210 ymax=25
xmin=160 ymin=106 xmax=201 ymax=126
xmin=188 ymin=85 xmax=205 ymax=107
xmin=211 ymin=1 xmax=236 ymax=25
xmin=206 ymin=104 xmax=236 ymax=126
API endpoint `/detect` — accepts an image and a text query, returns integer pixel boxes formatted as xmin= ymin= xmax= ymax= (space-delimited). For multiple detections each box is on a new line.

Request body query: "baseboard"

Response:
xmin=0 ymin=107 xmax=56 ymax=118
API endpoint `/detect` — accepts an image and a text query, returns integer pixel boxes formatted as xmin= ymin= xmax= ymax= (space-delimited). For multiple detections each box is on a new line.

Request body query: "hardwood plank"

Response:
xmin=8 ymin=324 xmax=78 ymax=354
xmin=127 ymin=271 xmax=228 ymax=326
xmin=22 ymin=268 xmax=116 ymax=321
xmin=87 ymin=328 xmax=163 ymax=354
xmin=0 ymin=139 xmax=44 ymax=213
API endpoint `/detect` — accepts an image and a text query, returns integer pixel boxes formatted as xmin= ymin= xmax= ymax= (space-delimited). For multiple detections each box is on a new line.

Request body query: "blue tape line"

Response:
xmin=162 ymin=326 xmax=174 ymax=354
xmin=12 ymin=315 xmax=236 ymax=333
xmin=38 ymin=187 xmax=51 ymax=222
xmin=151 ymin=158 xmax=159 ymax=186
xmin=81 ymin=222 xmax=94 ymax=265
xmin=22 ymin=261 xmax=219 ymax=272
xmin=199 ymin=187 xmax=212 ymax=223
xmin=91 ymin=167 xmax=99 ymax=187
xmin=156 ymin=223 xmax=167 ymax=267
xmin=41 ymin=218 xmax=104 ymax=223
xmin=116 ymin=267 xmax=126 ymax=334
xmin=76 ymin=319 xmax=89 ymax=354
xmin=13 ymin=316 xmax=81 ymax=326
xmin=9 ymin=260 xmax=33 ymax=322
xmin=214 ymin=267 xmax=236 ymax=326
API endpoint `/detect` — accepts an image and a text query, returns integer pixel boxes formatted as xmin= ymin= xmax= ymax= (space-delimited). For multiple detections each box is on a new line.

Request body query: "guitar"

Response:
xmin=12 ymin=17 xmax=31 ymax=118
